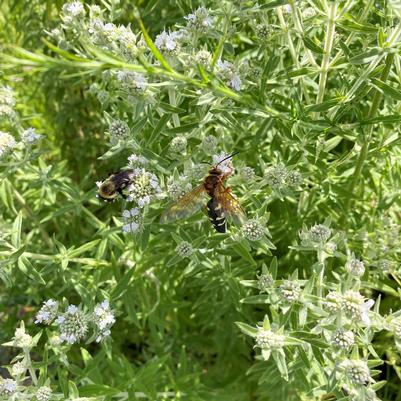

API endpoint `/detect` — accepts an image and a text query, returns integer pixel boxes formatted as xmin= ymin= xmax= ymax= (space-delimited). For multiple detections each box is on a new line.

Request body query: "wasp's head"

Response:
xmin=208 ymin=167 xmax=223 ymax=176
xmin=97 ymin=180 xmax=118 ymax=202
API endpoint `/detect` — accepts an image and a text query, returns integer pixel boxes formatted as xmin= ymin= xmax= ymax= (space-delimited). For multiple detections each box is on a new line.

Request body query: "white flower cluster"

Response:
xmin=169 ymin=135 xmax=187 ymax=153
xmin=116 ymin=70 xmax=147 ymax=96
xmin=56 ymin=304 xmax=88 ymax=344
xmin=35 ymin=299 xmax=58 ymax=324
xmin=302 ymin=224 xmax=332 ymax=244
xmin=176 ymin=241 xmax=194 ymax=258
xmin=345 ymin=256 xmax=365 ymax=277
xmin=255 ymin=328 xmax=285 ymax=350
xmin=0 ymin=130 xmax=16 ymax=157
xmin=127 ymin=153 xmax=148 ymax=167
xmin=0 ymin=85 xmax=16 ymax=122
xmin=13 ymin=326 xmax=33 ymax=348
xmin=279 ymin=280 xmax=301 ymax=303
xmin=241 ymin=219 xmax=265 ymax=241
xmin=0 ymin=378 xmax=17 ymax=396
xmin=108 ymin=119 xmax=130 ymax=144
xmin=212 ymin=152 xmax=234 ymax=174
xmin=264 ymin=163 xmax=302 ymax=191
xmin=155 ymin=30 xmax=182 ymax=55
xmin=61 ymin=1 xmax=85 ymax=25
xmin=122 ymin=207 xmax=143 ymax=233
xmin=184 ymin=7 xmax=214 ymax=33
xmin=216 ymin=60 xmax=242 ymax=91
xmin=36 ymin=386 xmax=53 ymax=401
xmin=93 ymin=300 xmax=116 ymax=342
xmin=21 ymin=127 xmax=42 ymax=144
xmin=126 ymin=168 xmax=162 ymax=207
xmin=167 ymin=176 xmax=192 ymax=200
xmin=324 ymin=290 xmax=374 ymax=325
xmin=340 ymin=359 xmax=371 ymax=386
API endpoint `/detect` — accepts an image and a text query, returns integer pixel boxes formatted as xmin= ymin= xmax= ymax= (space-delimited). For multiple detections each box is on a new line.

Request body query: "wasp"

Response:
xmin=96 ymin=170 xmax=136 ymax=202
xmin=160 ymin=153 xmax=245 ymax=233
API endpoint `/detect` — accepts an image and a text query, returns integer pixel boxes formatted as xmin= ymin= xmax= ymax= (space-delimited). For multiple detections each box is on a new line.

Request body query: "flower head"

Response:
xmin=279 ymin=280 xmax=301 ymax=303
xmin=35 ymin=299 xmax=58 ymax=325
xmin=122 ymin=207 xmax=143 ymax=233
xmin=331 ymin=328 xmax=355 ymax=349
xmin=0 ymin=131 xmax=16 ymax=157
xmin=11 ymin=361 xmax=26 ymax=377
xmin=169 ymin=135 xmax=187 ymax=153
xmin=216 ymin=60 xmax=242 ymax=91
xmin=36 ymin=386 xmax=53 ymax=401
xmin=56 ymin=304 xmax=88 ymax=344
xmin=167 ymin=176 xmax=192 ymax=200
xmin=341 ymin=291 xmax=374 ymax=325
xmin=346 ymin=257 xmax=365 ymax=277
xmin=176 ymin=241 xmax=194 ymax=258
xmin=257 ymin=273 xmax=274 ymax=293
xmin=62 ymin=1 xmax=85 ymax=25
xmin=13 ymin=326 xmax=33 ymax=348
xmin=127 ymin=153 xmax=147 ymax=167
xmin=307 ymin=224 xmax=332 ymax=243
xmin=201 ymin=135 xmax=218 ymax=154
xmin=340 ymin=359 xmax=371 ymax=386
xmin=155 ymin=30 xmax=181 ymax=55
xmin=108 ymin=120 xmax=130 ymax=143
xmin=0 ymin=378 xmax=17 ymax=396
xmin=255 ymin=328 xmax=285 ymax=350
xmin=194 ymin=50 xmax=212 ymax=66
xmin=21 ymin=127 xmax=42 ymax=144
xmin=241 ymin=219 xmax=265 ymax=241
xmin=126 ymin=168 xmax=162 ymax=207
xmin=93 ymin=300 xmax=116 ymax=342
xmin=184 ymin=7 xmax=214 ymax=33
xmin=116 ymin=70 xmax=147 ymax=94
xmin=212 ymin=152 xmax=234 ymax=174
xmin=240 ymin=166 xmax=255 ymax=181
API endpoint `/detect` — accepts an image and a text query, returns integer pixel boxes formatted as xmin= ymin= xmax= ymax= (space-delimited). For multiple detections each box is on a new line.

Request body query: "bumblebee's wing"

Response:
xmin=160 ymin=184 xmax=206 ymax=223
xmin=215 ymin=183 xmax=246 ymax=224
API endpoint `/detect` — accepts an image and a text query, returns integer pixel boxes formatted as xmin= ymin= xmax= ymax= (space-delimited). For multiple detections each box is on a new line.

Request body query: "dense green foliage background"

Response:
xmin=1 ymin=0 xmax=401 ymax=400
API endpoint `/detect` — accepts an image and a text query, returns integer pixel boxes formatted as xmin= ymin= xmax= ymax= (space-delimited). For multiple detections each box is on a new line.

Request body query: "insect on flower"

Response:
xmin=160 ymin=152 xmax=246 ymax=233
xmin=96 ymin=170 xmax=136 ymax=202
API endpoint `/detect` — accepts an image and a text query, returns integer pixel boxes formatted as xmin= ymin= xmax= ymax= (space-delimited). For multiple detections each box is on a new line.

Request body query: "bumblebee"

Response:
xmin=97 ymin=169 xmax=135 ymax=202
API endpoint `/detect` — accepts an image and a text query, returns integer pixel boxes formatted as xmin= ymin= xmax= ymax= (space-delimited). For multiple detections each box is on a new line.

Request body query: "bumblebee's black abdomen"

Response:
xmin=207 ymin=198 xmax=226 ymax=233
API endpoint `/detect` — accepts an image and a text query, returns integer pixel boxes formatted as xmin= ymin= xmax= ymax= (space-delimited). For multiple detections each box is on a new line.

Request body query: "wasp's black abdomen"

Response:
xmin=207 ymin=198 xmax=226 ymax=233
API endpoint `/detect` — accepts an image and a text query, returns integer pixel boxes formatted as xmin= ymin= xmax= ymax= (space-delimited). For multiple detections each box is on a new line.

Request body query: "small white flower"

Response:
xmin=122 ymin=207 xmax=143 ymax=233
xmin=176 ymin=241 xmax=194 ymax=258
xmin=35 ymin=299 xmax=58 ymax=325
xmin=241 ymin=219 xmax=265 ymax=241
xmin=360 ymin=299 xmax=374 ymax=325
xmin=255 ymin=328 xmax=285 ymax=349
xmin=13 ymin=326 xmax=33 ymax=348
xmin=11 ymin=361 xmax=26 ymax=377
xmin=116 ymin=70 xmax=147 ymax=93
xmin=155 ymin=30 xmax=181 ymax=54
xmin=170 ymin=135 xmax=187 ymax=153
xmin=0 ymin=378 xmax=17 ymax=396
xmin=126 ymin=169 xmax=162 ymax=207
xmin=194 ymin=50 xmax=212 ymax=66
xmin=93 ymin=300 xmax=116 ymax=342
xmin=0 ymin=131 xmax=16 ymax=157
xmin=62 ymin=1 xmax=85 ymax=24
xmin=36 ymin=386 xmax=53 ymax=401
xmin=279 ymin=280 xmax=301 ymax=303
xmin=346 ymin=257 xmax=365 ymax=277
xmin=216 ymin=60 xmax=242 ymax=91
xmin=21 ymin=127 xmax=42 ymax=144
xmin=127 ymin=153 xmax=147 ymax=167
xmin=331 ymin=328 xmax=355 ymax=349
xmin=56 ymin=304 xmax=88 ymax=344
xmin=340 ymin=359 xmax=371 ymax=386
xmin=184 ymin=7 xmax=214 ymax=33
xmin=212 ymin=152 xmax=234 ymax=174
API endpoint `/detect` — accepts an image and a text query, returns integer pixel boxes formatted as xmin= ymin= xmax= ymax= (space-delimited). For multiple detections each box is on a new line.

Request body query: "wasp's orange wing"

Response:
xmin=160 ymin=184 xmax=206 ymax=223
xmin=214 ymin=183 xmax=246 ymax=223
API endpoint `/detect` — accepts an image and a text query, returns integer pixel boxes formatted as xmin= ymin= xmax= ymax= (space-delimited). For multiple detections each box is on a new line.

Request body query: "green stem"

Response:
xmin=316 ymin=2 xmax=337 ymax=108
xmin=25 ymin=349 xmax=38 ymax=385
xmin=277 ymin=7 xmax=311 ymax=104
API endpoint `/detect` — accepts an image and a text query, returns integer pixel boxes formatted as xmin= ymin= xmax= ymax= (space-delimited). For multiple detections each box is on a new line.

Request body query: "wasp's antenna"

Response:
xmin=216 ymin=151 xmax=240 ymax=166
xmin=200 ymin=161 xmax=213 ymax=165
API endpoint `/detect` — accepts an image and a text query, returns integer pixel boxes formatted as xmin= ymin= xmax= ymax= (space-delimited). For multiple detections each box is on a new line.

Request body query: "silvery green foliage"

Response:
xmin=1 ymin=0 xmax=401 ymax=400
